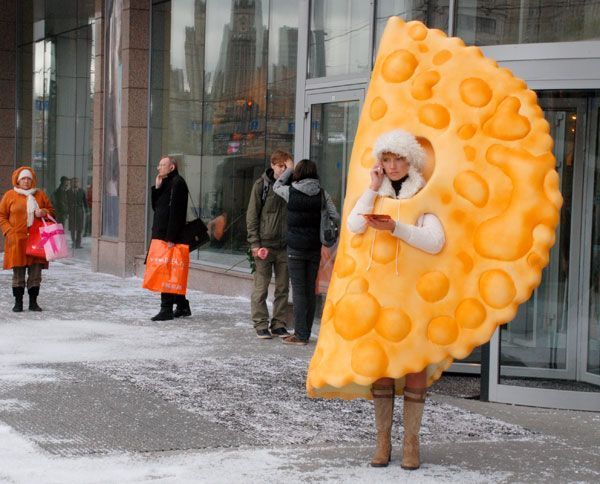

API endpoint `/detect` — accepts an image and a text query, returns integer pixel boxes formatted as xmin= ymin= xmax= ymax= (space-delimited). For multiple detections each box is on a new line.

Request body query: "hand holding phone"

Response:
xmin=369 ymin=162 xmax=385 ymax=191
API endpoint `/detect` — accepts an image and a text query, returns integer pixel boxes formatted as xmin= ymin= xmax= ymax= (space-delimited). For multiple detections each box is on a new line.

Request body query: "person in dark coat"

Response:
xmin=273 ymin=159 xmax=339 ymax=345
xmin=150 ymin=156 xmax=190 ymax=321
xmin=67 ymin=177 xmax=88 ymax=248
xmin=51 ymin=176 xmax=70 ymax=224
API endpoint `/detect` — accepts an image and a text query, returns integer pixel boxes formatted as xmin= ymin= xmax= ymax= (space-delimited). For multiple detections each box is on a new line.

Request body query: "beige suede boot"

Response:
xmin=401 ymin=387 xmax=426 ymax=470
xmin=370 ymin=383 xmax=395 ymax=467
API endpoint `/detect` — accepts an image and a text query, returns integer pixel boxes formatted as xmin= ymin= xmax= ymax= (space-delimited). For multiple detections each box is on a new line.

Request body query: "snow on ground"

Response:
xmin=0 ymin=259 xmax=542 ymax=482
xmin=0 ymin=422 xmax=513 ymax=484
xmin=88 ymin=357 xmax=536 ymax=447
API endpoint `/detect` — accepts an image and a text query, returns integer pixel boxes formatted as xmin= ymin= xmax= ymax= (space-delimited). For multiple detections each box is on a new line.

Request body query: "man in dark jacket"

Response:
xmin=52 ymin=176 xmax=70 ymax=224
xmin=150 ymin=156 xmax=190 ymax=321
xmin=246 ymin=150 xmax=291 ymax=339
xmin=67 ymin=177 xmax=88 ymax=248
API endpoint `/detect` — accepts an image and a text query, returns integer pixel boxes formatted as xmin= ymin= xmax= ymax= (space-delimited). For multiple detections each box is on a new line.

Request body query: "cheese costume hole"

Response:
xmin=306 ymin=17 xmax=562 ymax=400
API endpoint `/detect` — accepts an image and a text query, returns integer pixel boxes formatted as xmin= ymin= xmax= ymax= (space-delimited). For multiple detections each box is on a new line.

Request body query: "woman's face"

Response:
xmin=17 ymin=177 xmax=32 ymax=190
xmin=381 ymin=152 xmax=409 ymax=181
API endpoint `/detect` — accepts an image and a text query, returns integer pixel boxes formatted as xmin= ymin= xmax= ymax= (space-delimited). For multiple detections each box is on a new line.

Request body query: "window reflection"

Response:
xmin=374 ymin=0 xmax=449 ymax=54
xmin=456 ymin=0 xmax=600 ymax=46
xmin=309 ymin=101 xmax=359 ymax=214
xmin=150 ymin=0 xmax=298 ymax=263
xmin=309 ymin=0 xmax=371 ymax=78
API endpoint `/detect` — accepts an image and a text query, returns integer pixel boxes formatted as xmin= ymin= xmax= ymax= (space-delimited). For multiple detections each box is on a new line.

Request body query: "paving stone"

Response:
xmin=0 ymin=364 xmax=250 ymax=456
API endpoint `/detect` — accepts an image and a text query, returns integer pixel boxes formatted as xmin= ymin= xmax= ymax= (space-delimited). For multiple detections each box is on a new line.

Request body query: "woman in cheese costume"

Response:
xmin=306 ymin=17 xmax=562 ymax=471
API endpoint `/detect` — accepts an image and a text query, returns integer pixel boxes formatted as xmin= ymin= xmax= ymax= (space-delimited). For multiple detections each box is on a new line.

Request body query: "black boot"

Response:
xmin=12 ymin=287 xmax=24 ymax=312
xmin=173 ymin=297 xmax=191 ymax=318
xmin=151 ymin=293 xmax=174 ymax=321
xmin=28 ymin=286 xmax=42 ymax=311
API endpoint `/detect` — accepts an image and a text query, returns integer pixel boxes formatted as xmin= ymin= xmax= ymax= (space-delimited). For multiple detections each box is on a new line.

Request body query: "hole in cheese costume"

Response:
xmin=306 ymin=18 xmax=563 ymax=400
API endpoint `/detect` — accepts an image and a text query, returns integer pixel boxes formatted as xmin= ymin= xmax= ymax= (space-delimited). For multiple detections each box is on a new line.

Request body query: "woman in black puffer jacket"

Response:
xmin=273 ymin=159 xmax=339 ymax=345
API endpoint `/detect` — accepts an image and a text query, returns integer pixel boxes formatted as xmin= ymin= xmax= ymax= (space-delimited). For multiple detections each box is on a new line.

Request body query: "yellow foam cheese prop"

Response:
xmin=306 ymin=18 xmax=563 ymax=400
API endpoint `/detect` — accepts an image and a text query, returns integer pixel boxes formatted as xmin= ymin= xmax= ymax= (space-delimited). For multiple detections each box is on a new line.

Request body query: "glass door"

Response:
xmin=498 ymin=98 xmax=582 ymax=382
xmin=488 ymin=91 xmax=600 ymax=411
xmin=304 ymin=89 xmax=363 ymax=214
xmin=581 ymin=99 xmax=600 ymax=387
xmin=304 ymin=88 xmax=363 ymax=297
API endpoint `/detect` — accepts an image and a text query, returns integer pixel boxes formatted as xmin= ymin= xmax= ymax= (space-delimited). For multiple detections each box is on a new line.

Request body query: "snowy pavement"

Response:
xmin=0 ymin=259 xmax=598 ymax=483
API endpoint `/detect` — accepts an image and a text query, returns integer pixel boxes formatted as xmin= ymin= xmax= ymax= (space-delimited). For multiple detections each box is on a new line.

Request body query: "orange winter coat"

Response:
xmin=0 ymin=167 xmax=55 ymax=269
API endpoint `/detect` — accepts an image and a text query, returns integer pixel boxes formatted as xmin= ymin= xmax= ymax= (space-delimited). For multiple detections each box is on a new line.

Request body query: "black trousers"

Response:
xmin=287 ymin=249 xmax=321 ymax=341
xmin=160 ymin=292 xmax=187 ymax=307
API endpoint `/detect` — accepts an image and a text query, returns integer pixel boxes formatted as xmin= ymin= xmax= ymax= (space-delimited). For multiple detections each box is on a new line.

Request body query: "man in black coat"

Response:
xmin=150 ymin=156 xmax=190 ymax=321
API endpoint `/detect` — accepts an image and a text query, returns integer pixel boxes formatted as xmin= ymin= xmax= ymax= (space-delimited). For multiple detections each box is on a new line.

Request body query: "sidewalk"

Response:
xmin=0 ymin=259 xmax=598 ymax=483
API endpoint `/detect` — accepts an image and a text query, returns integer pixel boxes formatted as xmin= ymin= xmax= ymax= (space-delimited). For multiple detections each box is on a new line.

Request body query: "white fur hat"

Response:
xmin=17 ymin=169 xmax=33 ymax=182
xmin=372 ymin=129 xmax=426 ymax=171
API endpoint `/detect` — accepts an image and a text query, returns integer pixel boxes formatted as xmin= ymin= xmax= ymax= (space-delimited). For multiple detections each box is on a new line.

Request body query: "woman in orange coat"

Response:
xmin=0 ymin=166 xmax=55 ymax=312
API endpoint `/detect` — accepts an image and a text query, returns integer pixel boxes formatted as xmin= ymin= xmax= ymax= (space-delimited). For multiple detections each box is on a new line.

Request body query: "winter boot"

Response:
xmin=151 ymin=306 xmax=174 ymax=321
xmin=28 ymin=286 xmax=42 ymax=312
xmin=370 ymin=383 xmax=395 ymax=467
xmin=12 ymin=287 xmax=24 ymax=312
xmin=401 ymin=387 xmax=426 ymax=470
xmin=173 ymin=298 xmax=191 ymax=318
xmin=151 ymin=293 xmax=174 ymax=321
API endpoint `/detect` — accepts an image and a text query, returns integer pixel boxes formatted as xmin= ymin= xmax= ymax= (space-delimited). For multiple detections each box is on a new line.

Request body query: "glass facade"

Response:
xmin=150 ymin=0 xmax=297 ymax=266
xmin=375 ymin=0 xmax=448 ymax=51
xmin=102 ymin=0 xmax=122 ymax=238
xmin=16 ymin=0 xmax=95 ymax=259
xmin=588 ymin=104 xmax=600 ymax=378
xmin=308 ymin=0 xmax=371 ymax=78
xmin=455 ymin=0 xmax=600 ymax=45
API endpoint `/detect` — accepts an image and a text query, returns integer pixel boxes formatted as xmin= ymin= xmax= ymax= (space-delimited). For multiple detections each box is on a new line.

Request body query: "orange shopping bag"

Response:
xmin=142 ymin=239 xmax=190 ymax=295
xmin=316 ymin=243 xmax=338 ymax=295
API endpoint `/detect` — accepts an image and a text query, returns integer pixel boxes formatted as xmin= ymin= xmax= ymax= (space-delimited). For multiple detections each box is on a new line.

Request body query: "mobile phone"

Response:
xmin=361 ymin=214 xmax=392 ymax=221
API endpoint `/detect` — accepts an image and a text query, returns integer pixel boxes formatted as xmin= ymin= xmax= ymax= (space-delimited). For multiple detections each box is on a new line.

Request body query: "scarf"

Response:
xmin=13 ymin=187 xmax=40 ymax=227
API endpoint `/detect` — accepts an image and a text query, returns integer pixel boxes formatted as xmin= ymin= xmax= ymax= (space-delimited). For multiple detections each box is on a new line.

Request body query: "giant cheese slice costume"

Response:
xmin=306 ymin=18 xmax=563 ymax=400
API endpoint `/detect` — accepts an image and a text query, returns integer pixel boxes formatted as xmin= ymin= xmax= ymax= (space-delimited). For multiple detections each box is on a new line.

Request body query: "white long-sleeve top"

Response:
xmin=347 ymin=188 xmax=445 ymax=254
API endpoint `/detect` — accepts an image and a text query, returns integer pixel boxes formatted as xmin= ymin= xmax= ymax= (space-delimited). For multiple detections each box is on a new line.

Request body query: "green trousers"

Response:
xmin=251 ymin=247 xmax=289 ymax=331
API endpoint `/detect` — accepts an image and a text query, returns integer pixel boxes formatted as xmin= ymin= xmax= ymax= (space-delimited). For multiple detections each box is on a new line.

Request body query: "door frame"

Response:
xmin=301 ymin=87 xmax=366 ymax=159
xmin=495 ymin=98 xmax=586 ymax=381
xmin=302 ymin=88 xmax=365 ymax=216
xmin=488 ymin=95 xmax=600 ymax=410
xmin=302 ymin=86 xmax=366 ymax=153
xmin=580 ymin=98 xmax=600 ymax=387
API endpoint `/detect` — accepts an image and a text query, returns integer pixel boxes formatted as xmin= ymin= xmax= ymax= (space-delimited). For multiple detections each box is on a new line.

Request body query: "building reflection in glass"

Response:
xmin=150 ymin=0 xmax=298 ymax=263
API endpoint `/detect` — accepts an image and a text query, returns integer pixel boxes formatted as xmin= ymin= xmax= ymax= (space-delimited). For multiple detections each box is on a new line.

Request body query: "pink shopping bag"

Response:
xmin=40 ymin=216 xmax=70 ymax=261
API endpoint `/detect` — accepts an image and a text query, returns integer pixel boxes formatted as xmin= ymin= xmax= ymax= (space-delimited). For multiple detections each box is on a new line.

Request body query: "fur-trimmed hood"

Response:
xmin=372 ymin=129 xmax=426 ymax=171
xmin=372 ymin=129 xmax=426 ymax=199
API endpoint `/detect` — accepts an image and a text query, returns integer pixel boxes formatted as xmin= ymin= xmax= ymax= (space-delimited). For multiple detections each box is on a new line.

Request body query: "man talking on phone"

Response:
xmin=149 ymin=156 xmax=191 ymax=321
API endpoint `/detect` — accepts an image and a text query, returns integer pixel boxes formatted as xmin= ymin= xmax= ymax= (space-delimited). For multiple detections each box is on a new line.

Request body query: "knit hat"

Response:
xmin=17 ymin=169 xmax=33 ymax=182
xmin=372 ymin=129 xmax=426 ymax=171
